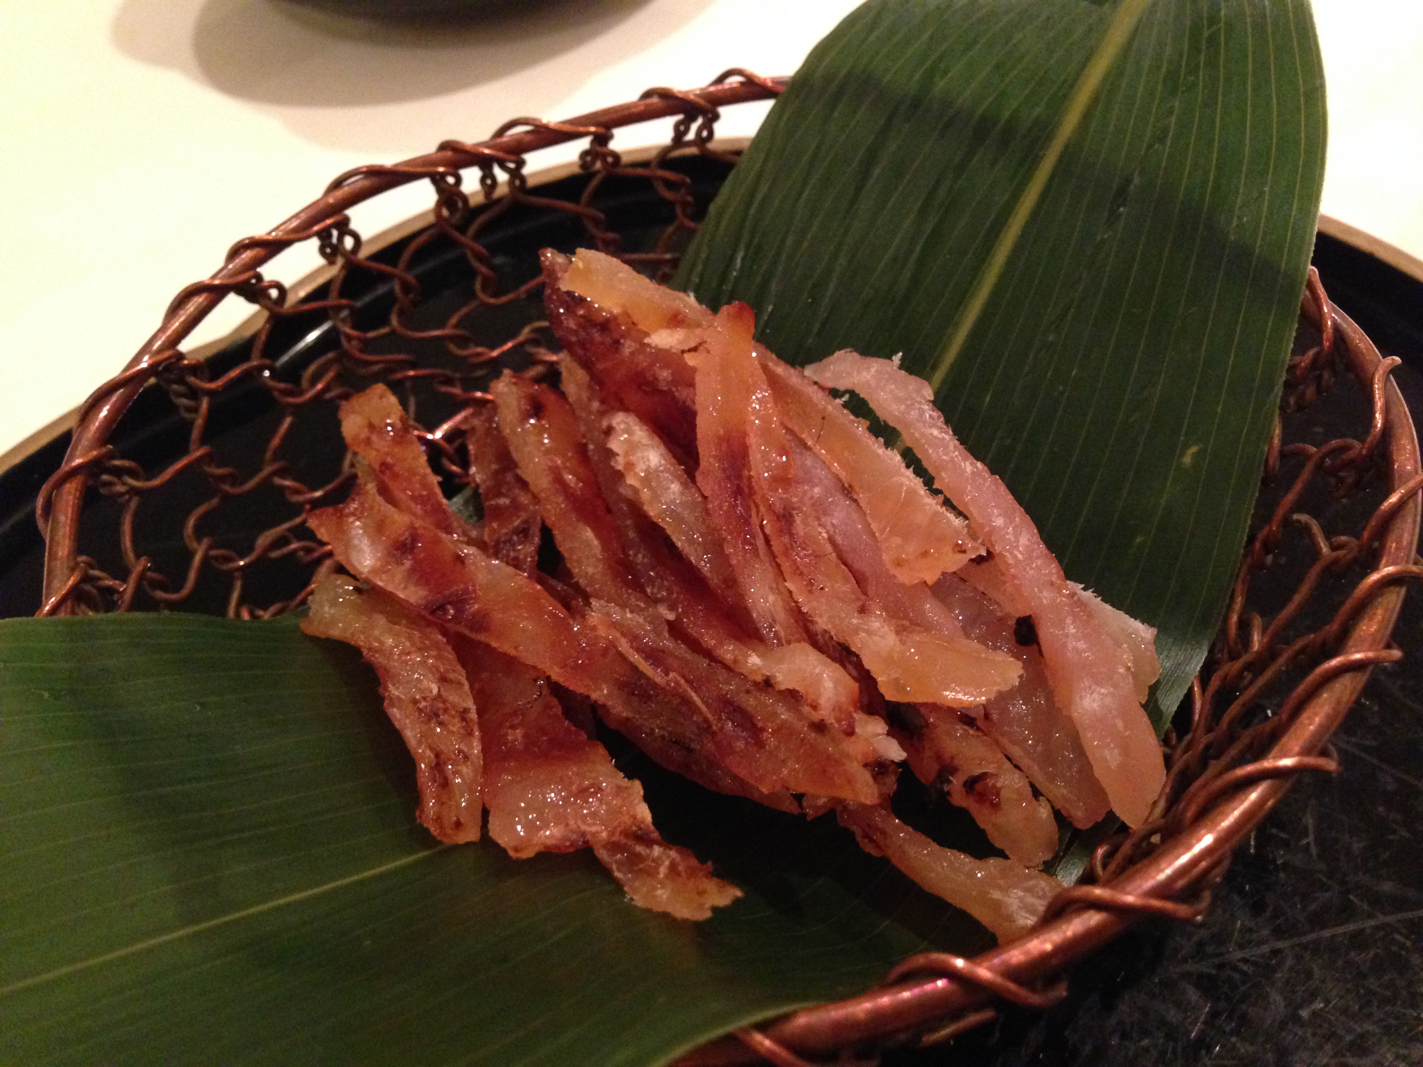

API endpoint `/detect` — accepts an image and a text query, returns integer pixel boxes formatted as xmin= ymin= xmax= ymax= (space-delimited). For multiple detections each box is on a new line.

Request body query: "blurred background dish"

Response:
xmin=278 ymin=0 xmax=580 ymax=15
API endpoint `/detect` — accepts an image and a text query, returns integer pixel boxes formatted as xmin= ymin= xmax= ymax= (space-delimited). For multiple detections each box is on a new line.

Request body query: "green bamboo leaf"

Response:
xmin=0 ymin=615 xmax=985 ymax=1067
xmin=678 ymin=0 xmax=1327 ymax=727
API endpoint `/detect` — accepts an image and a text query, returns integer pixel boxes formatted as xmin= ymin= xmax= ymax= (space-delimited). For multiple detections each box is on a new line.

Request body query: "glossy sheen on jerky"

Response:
xmin=464 ymin=403 xmax=543 ymax=574
xmin=888 ymin=702 xmax=1058 ymax=866
xmin=455 ymin=638 xmax=739 ymax=920
xmin=339 ymin=384 xmax=476 ymax=543
xmin=836 ymin=803 xmax=1062 ymax=941
xmin=557 ymin=356 xmax=875 ymax=756
xmin=307 ymin=479 xmax=876 ymax=805
xmin=806 ymin=352 xmax=1166 ymax=827
xmin=542 ymin=249 xmax=702 ymax=468
xmin=301 ymin=573 xmax=483 ymax=843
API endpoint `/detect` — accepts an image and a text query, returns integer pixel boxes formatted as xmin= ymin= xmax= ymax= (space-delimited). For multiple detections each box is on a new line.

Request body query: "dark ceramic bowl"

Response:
xmin=279 ymin=0 xmax=570 ymax=20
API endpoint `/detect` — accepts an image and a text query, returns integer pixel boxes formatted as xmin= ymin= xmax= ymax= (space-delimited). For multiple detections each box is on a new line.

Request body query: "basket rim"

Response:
xmin=32 ymin=77 xmax=1423 ymax=1063
xmin=37 ymin=72 xmax=785 ymax=611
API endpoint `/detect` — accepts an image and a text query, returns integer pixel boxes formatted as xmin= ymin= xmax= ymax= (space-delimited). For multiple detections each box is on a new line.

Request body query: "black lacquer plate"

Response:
xmin=1 ymin=166 xmax=1420 ymax=1066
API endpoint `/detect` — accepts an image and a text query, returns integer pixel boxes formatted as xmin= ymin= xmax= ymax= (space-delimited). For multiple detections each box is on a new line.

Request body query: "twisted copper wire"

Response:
xmin=1173 ymin=752 xmax=1340 ymax=829
xmin=884 ymin=955 xmax=1067 ymax=1010
xmin=1036 ymin=883 xmax=1208 ymax=926
xmin=731 ymin=1030 xmax=828 ymax=1067
xmin=910 ymin=1007 xmax=999 ymax=1049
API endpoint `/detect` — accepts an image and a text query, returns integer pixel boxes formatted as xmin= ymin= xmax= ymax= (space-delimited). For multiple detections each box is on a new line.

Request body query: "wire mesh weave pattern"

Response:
xmin=34 ymin=76 xmax=1422 ymax=1064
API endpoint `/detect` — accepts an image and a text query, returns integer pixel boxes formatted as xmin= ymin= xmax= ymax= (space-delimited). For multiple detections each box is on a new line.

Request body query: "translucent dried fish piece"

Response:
xmin=456 ymin=639 xmax=739 ymax=920
xmin=836 ymin=803 xmax=1061 ymax=941
xmin=302 ymin=573 xmax=483 ymax=844
xmin=806 ymin=351 xmax=1164 ymax=827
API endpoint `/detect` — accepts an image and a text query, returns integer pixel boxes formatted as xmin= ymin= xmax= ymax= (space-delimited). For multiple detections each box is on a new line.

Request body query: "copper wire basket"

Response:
xmin=33 ymin=74 xmax=1423 ymax=1064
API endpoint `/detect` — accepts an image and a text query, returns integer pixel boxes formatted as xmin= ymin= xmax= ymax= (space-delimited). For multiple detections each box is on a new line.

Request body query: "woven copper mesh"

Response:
xmin=34 ymin=76 xmax=1422 ymax=1065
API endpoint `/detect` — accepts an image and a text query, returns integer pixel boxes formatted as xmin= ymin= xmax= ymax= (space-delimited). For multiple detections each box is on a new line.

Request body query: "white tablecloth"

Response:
xmin=2 ymin=0 xmax=1419 ymax=458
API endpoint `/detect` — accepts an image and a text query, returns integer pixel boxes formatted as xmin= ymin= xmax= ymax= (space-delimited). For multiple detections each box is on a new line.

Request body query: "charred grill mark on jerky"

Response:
xmin=930 ymin=764 xmax=959 ymax=791
xmin=422 ymin=589 xmax=485 ymax=631
xmin=932 ymin=574 xmax=1110 ymax=828
xmin=391 ymin=528 xmax=421 ymax=563
xmin=465 ymin=404 xmax=543 ymax=575
xmin=962 ymin=772 xmax=1002 ymax=809
xmin=1014 ymin=615 xmax=1038 ymax=647
xmin=885 ymin=701 xmax=926 ymax=739
xmin=892 ymin=702 xmax=1058 ymax=865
